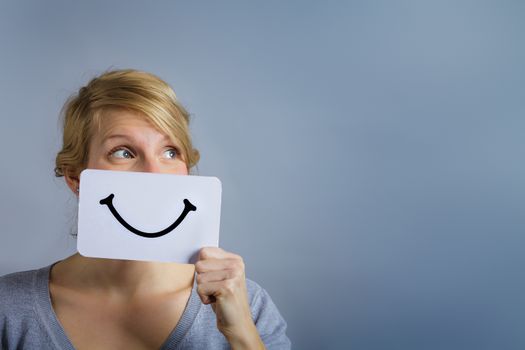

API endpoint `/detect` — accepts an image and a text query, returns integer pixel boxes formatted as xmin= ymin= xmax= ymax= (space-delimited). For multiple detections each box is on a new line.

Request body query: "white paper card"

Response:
xmin=77 ymin=169 xmax=221 ymax=263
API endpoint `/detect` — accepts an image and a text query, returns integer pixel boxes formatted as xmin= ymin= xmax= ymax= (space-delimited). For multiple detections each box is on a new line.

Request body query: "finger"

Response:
xmin=195 ymin=258 xmax=245 ymax=274
xmin=197 ymin=279 xmax=238 ymax=303
xmin=196 ymin=269 xmax=241 ymax=285
xmin=197 ymin=281 xmax=221 ymax=305
xmin=198 ymin=292 xmax=216 ymax=305
xmin=198 ymin=247 xmax=241 ymax=261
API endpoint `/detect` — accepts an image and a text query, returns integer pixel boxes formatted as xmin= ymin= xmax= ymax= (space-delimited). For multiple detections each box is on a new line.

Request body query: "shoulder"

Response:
xmin=0 ymin=269 xmax=38 ymax=304
xmin=0 ymin=269 xmax=38 ymax=326
xmin=0 ymin=266 xmax=58 ymax=349
xmin=245 ymin=278 xmax=274 ymax=313
xmin=245 ymin=279 xmax=282 ymax=317
xmin=245 ymin=278 xmax=264 ymax=298
xmin=245 ymin=279 xmax=290 ymax=343
xmin=0 ymin=266 xmax=50 ymax=316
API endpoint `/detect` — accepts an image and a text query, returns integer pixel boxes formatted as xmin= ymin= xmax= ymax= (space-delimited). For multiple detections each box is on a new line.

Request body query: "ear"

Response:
xmin=64 ymin=167 xmax=81 ymax=196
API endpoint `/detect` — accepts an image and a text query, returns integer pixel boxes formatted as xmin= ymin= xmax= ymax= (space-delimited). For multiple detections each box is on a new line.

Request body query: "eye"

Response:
xmin=163 ymin=148 xmax=178 ymax=159
xmin=110 ymin=148 xmax=134 ymax=159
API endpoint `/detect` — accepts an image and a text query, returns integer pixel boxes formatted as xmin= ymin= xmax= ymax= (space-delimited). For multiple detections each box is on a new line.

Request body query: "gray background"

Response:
xmin=1 ymin=1 xmax=524 ymax=349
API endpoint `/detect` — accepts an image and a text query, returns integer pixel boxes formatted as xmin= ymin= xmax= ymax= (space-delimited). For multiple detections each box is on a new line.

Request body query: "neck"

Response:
xmin=51 ymin=253 xmax=195 ymax=298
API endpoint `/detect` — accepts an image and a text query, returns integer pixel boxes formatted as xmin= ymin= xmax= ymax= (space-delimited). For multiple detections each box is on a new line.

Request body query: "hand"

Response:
xmin=195 ymin=247 xmax=265 ymax=349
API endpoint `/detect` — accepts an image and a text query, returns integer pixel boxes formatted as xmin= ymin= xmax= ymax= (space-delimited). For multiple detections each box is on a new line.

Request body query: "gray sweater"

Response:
xmin=0 ymin=264 xmax=291 ymax=349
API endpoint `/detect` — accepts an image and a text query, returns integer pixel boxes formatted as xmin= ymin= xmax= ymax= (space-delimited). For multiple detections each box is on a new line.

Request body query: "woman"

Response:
xmin=0 ymin=69 xmax=290 ymax=349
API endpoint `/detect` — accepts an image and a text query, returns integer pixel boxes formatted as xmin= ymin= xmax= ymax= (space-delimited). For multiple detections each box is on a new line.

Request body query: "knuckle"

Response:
xmin=199 ymin=247 xmax=211 ymax=260
xmin=232 ymin=268 xmax=243 ymax=279
xmin=223 ymin=280 xmax=236 ymax=295
xmin=231 ymin=252 xmax=242 ymax=261
xmin=223 ymin=269 xmax=234 ymax=281
xmin=197 ymin=284 xmax=205 ymax=295
xmin=194 ymin=261 xmax=205 ymax=272
xmin=199 ymin=295 xmax=209 ymax=304
xmin=231 ymin=258 xmax=245 ymax=271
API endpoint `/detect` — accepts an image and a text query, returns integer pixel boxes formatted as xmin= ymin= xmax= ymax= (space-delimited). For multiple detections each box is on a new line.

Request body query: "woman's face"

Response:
xmin=86 ymin=108 xmax=188 ymax=175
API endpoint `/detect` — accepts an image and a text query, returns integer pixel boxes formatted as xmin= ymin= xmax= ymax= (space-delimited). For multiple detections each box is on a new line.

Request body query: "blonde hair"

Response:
xmin=55 ymin=69 xmax=199 ymax=177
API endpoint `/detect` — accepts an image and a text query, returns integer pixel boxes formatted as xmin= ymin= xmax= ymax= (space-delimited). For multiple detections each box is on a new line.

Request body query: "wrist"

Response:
xmin=224 ymin=322 xmax=265 ymax=350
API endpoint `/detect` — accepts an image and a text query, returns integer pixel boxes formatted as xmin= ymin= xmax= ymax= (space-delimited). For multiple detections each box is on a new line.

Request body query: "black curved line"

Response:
xmin=99 ymin=193 xmax=196 ymax=238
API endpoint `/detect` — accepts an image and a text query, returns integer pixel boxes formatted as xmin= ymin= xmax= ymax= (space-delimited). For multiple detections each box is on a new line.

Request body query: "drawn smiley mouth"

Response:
xmin=99 ymin=194 xmax=197 ymax=238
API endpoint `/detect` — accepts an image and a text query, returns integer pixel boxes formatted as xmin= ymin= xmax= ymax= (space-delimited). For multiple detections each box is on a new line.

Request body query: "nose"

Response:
xmin=139 ymin=157 xmax=162 ymax=173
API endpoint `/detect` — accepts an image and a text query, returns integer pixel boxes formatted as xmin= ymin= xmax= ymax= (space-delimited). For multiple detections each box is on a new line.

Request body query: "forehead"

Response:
xmin=93 ymin=108 xmax=171 ymax=142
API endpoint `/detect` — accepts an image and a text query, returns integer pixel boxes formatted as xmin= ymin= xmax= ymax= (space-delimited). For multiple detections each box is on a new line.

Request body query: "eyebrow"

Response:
xmin=100 ymin=133 xmax=174 ymax=146
xmin=102 ymin=134 xmax=133 ymax=141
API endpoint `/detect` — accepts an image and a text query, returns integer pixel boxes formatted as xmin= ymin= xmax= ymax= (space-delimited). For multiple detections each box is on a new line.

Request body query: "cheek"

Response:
xmin=176 ymin=161 xmax=189 ymax=175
